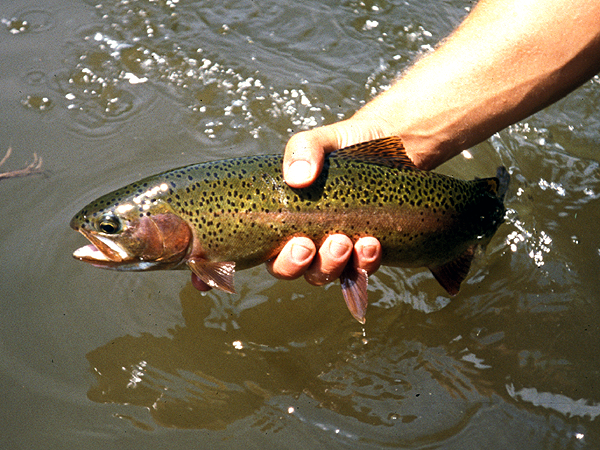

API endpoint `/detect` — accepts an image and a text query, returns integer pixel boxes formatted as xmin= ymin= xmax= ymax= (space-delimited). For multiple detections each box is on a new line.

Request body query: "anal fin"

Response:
xmin=429 ymin=246 xmax=475 ymax=296
xmin=188 ymin=259 xmax=236 ymax=293
xmin=340 ymin=265 xmax=369 ymax=324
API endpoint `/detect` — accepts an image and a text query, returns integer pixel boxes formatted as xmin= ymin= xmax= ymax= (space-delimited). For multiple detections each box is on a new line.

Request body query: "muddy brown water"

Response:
xmin=1 ymin=0 xmax=600 ymax=448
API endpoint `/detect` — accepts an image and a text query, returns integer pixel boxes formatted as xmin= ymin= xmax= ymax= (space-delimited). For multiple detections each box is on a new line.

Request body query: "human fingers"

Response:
xmin=282 ymin=130 xmax=329 ymax=188
xmin=192 ymin=236 xmax=381 ymax=292
xmin=265 ymin=236 xmax=317 ymax=280
xmin=303 ymin=234 xmax=353 ymax=286
xmin=283 ymin=122 xmax=358 ymax=188
xmin=353 ymin=236 xmax=382 ymax=274
xmin=283 ymin=119 xmax=391 ymax=188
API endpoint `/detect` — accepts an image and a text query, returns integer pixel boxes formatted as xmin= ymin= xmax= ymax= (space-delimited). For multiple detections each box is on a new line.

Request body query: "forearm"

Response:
xmin=274 ymin=0 xmax=600 ymax=285
xmin=354 ymin=0 xmax=600 ymax=169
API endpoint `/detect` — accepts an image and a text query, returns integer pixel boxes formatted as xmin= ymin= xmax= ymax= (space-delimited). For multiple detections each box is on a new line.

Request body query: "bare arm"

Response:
xmin=267 ymin=0 xmax=600 ymax=284
xmin=353 ymin=0 xmax=600 ymax=170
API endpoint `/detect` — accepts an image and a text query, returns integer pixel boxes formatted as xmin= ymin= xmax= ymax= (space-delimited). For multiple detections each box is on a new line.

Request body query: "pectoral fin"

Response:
xmin=429 ymin=246 xmax=475 ymax=296
xmin=187 ymin=259 xmax=236 ymax=293
xmin=340 ymin=265 xmax=369 ymax=324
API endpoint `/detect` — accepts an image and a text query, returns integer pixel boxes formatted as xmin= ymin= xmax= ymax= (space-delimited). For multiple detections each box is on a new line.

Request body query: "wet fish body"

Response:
xmin=71 ymin=137 xmax=508 ymax=323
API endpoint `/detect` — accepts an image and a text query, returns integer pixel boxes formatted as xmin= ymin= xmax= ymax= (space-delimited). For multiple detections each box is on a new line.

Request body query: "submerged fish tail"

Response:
xmin=496 ymin=166 xmax=510 ymax=201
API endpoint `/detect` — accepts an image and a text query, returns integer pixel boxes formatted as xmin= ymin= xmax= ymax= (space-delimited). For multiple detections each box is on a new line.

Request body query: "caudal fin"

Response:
xmin=474 ymin=166 xmax=510 ymax=202
xmin=496 ymin=166 xmax=510 ymax=201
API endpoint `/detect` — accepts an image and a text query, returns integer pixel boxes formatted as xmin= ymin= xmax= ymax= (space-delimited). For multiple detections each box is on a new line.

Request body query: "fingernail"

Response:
xmin=329 ymin=238 xmax=350 ymax=258
xmin=291 ymin=242 xmax=313 ymax=264
xmin=286 ymin=160 xmax=312 ymax=185
xmin=360 ymin=244 xmax=377 ymax=260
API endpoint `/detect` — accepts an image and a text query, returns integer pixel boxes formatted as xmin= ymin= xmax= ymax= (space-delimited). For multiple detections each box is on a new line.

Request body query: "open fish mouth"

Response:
xmin=72 ymin=229 xmax=130 ymax=266
xmin=72 ymin=229 xmax=167 ymax=271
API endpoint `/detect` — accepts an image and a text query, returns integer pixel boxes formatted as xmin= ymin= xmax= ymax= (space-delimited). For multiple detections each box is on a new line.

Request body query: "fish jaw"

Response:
xmin=72 ymin=243 xmax=165 ymax=270
xmin=71 ymin=213 xmax=193 ymax=271
xmin=73 ymin=228 xmax=128 ymax=263
xmin=72 ymin=228 xmax=150 ymax=269
xmin=73 ymin=243 xmax=113 ymax=264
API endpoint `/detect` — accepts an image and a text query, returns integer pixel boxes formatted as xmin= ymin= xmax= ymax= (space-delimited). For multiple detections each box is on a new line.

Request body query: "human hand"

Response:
xmin=190 ymin=119 xmax=385 ymax=293
xmin=281 ymin=118 xmax=390 ymax=188
xmin=265 ymin=234 xmax=382 ymax=286
xmin=266 ymin=119 xmax=385 ymax=285
xmin=190 ymin=234 xmax=382 ymax=292
xmin=194 ymin=0 xmax=600 ymax=293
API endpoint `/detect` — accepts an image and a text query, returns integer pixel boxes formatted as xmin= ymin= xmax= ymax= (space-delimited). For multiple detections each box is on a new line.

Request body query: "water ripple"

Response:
xmin=2 ymin=9 xmax=54 ymax=34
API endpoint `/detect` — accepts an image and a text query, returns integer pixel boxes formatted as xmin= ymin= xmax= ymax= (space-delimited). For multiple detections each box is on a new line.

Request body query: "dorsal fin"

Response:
xmin=331 ymin=136 xmax=418 ymax=170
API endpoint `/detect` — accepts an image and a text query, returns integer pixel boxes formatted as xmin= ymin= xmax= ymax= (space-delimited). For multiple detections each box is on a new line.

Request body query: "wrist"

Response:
xmin=350 ymin=100 xmax=459 ymax=170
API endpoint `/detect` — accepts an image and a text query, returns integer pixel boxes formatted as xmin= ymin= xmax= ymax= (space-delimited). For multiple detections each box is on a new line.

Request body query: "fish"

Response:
xmin=70 ymin=136 xmax=509 ymax=323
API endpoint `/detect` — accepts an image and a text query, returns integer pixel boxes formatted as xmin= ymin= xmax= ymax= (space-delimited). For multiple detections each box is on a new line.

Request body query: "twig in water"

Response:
xmin=0 ymin=147 xmax=44 ymax=180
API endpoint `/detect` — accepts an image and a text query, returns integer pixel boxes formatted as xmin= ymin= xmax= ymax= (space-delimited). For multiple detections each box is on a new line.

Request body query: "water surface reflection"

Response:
xmin=85 ymin=255 xmax=600 ymax=447
xmin=2 ymin=0 xmax=600 ymax=448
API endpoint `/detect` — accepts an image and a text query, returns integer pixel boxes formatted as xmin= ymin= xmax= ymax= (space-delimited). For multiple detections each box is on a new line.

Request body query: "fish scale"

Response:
xmin=71 ymin=137 xmax=508 ymax=323
xmin=145 ymin=155 xmax=497 ymax=268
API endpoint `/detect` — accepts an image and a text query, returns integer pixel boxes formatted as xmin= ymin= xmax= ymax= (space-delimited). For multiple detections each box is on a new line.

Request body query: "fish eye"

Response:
xmin=98 ymin=214 xmax=122 ymax=234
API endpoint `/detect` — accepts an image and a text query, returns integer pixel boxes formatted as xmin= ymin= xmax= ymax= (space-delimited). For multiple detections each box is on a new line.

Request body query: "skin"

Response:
xmin=195 ymin=0 xmax=600 ymax=291
xmin=264 ymin=0 xmax=600 ymax=287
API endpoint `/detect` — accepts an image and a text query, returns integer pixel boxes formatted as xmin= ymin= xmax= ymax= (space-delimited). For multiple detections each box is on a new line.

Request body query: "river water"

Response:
xmin=1 ymin=0 xmax=600 ymax=448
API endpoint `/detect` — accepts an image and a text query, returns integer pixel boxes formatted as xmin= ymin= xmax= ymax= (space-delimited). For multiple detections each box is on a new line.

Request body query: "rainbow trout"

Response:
xmin=71 ymin=137 xmax=508 ymax=323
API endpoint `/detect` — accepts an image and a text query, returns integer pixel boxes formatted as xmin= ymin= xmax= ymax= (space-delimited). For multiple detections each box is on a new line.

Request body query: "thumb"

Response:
xmin=283 ymin=119 xmax=387 ymax=188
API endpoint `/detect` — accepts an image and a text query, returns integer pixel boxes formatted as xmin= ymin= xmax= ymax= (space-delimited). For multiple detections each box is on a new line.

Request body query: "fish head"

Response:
xmin=70 ymin=193 xmax=192 ymax=270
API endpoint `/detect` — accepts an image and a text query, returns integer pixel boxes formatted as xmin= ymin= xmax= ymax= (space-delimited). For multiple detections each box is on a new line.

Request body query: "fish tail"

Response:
xmin=496 ymin=166 xmax=510 ymax=201
xmin=474 ymin=166 xmax=510 ymax=202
